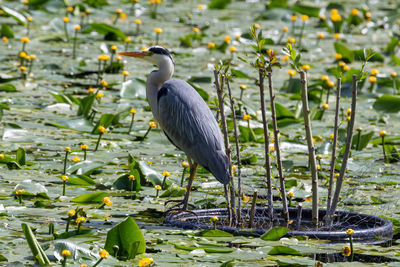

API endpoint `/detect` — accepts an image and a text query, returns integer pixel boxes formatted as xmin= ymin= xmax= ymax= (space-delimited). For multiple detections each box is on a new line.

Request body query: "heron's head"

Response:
xmin=119 ymin=46 xmax=174 ymax=67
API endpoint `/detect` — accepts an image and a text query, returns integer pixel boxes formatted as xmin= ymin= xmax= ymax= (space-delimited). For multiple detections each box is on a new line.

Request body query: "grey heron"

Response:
xmin=119 ymin=46 xmax=230 ymax=210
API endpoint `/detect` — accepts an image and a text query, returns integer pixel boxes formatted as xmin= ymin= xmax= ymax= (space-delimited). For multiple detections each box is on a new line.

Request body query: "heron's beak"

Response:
xmin=118 ymin=51 xmax=151 ymax=58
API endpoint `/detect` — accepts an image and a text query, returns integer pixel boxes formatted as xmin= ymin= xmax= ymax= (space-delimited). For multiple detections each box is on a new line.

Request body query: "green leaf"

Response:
xmin=187 ymin=76 xmax=212 ymax=83
xmin=104 ymin=217 xmax=146 ymax=260
xmin=77 ymin=94 xmax=95 ymax=118
xmin=83 ymin=0 xmax=109 ymax=7
xmin=21 ymin=223 xmax=51 ymax=266
xmin=160 ymin=186 xmax=185 ymax=198
xmin=292 ymin=3 xmax=320 ymax=17
xmin=120 ymin=78 xmax=146 ymax=99
xmin=54 ymin=229 xmax=95 ymax=239
xmin=208 ymin=0 xmax=231 ymax=9
xmin=275 ymin=103 xmax=296 ymax=120
xmin=0 ymin=253 xmax=7 ymax=262
xmin=220 ymin=259 xmax=235 ymax=267
xmin=0 ymin=6 xmax=27 ymax=25
xmin=373 ymin=94 xmax=400 ymax=113
xmin=92 ymin=114 xmax=115 ymax=134
xmin=53 ymin=240 xmax=97 ymax=262
xmin=1 ymin=24 xmax=14 ymax=38
xmin=87 ymin=23 xmax=126 ymax=41
xmin=174 ymin=244 xmax=233 ymax=253
xmin=67 ymin=161 xmax=103 ymax=176
xmin=67 ymin=175 xmax=97 ymax=186
xmin=352 ymin=131 xmax=373 ymax=151
xmin=44 ymin=118 xmax=93 ymax=132
xmin=267 ymin=245 xmax=302 ymax=256
xmin=260 ymin=226 xmax=289 ymax=241
xmin=16 ymin=147 xmax=26 ymax=166
xmin=113 ymin=171 xmax=141 ymax=192
xmin=0 ymin=84 xmax=17 ymax=92
xmin=353 ymin=49 xmax=384 ymax=62
xmin=200 ymin=229 xmax=233 ymax=237
xmin=230 ymin=69 xmax=251 ymax=79
xmin=71 ymin=192 xmax=108 ymax=203
xmin=334 ymin=42 xmax=354 ymax=63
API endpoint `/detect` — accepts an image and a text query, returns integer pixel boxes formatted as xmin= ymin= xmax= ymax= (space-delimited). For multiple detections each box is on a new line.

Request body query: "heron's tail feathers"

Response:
xmin=207 ymin=150 xmax=231 ymax=185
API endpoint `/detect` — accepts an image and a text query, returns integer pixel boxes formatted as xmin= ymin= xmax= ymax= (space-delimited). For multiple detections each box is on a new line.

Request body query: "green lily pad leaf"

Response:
xmin=139 ymin=161 xmax=171 ymax=188
xmin=292 ymin=3 xmax=320 ymax=17
xmin=267 ymin=245 xmax=302 ymax=256
xmin=0 ymin=84 xmax=17 ymax=92
xmin=53 ymin=240 xmax=97 ymax=261
xmin=285 ymin=179 xmax=297 ymax=189
xmin=16 ymin=147 xmax=26 ymax=166
xmin=0 ymin=6 xmax=27 ymax=25
xmin=77 ymin=94 xmax=96 ymax=118
xmin=275 ymin=102 xmax=296 ymax=120
xmin=276 ymin=257 xmax=316 ymax=266
xmin=54 ymin=229 xmax=95 ymax=239
xmin=334 ymin=42 xmax=354 ymax=63
xmin=174 ymin=244 xmax=233 ymax=253
xmin=67 ymin=175 xmax=96 ymax=186
xmin=352 ymin=131 xmax=373 ymax=151
xmin=67 ymin=161 xmax=103 ymax=176
xmin=208 ymin=0 xmax=231 ymax=9
xmin=200 ymin=229 xmax=233 ymax=237
xmin=231 ymin=69 xmax=251 ymax=79
xmin=120 ymin=79 xmax=146 ymax=99
xmin=1 ymin=24 xmax=14 ymax=38
xmin=104 ymin=217 xmax=146 ymax=260
xmin=22 ymin=223 xmax=51 ymax=266
xmin=71 ymin=192 xmax=108 ymax=203
xmin=220 ymin=259 xmax=235 ymax=267
xmin=240 ymin=154 xmax=258 ymax=165
xmin=187 ymin=76 xmax=212 ymax=83
xmin=0 ymin=253 xmax=7 ymax=262
xmin=14 ymin=180 xmax=48 ymax=196
xmin=261 ymin=227 xmax=289 ymax=241
xmin=113 ymin=171 xmax=141 ymax=192
xmin=45 ymin=118 xmax=93 ymax=132
xmin=87 ymin=23 xmax=126 ymax=41
xmin=51 ymin=91 xmax=79 ymax=106
xmin=160 ymin=186 xmax=185 ymax=198
xmin=373 ymin=94 xmax=400 ymax=113
xmin=92 ymin=114 xmax=115 ymax=134
xmin=83 ymin=0 xmax=109 ymax=8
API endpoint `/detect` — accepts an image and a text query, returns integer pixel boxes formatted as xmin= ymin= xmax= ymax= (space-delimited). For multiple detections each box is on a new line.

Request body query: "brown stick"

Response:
xmin=267 ymin=72 xmax=289 ymax=223
xmin=214 ymin=69 xmax=236 ymax=226
xmin=299 ymin=71 xmax=319 ymax=226
xmin=258 ymin=69 xmax=274 ymax=220
xmin=326 ymin=78 xmax=341 ymax=215
xmin=327 ymin=75 xmax=358 ymax=223
xmin=249 ymin=190 xmax=258 ymax=228
xmin=226 ymin=77 xmax=242 ymax=224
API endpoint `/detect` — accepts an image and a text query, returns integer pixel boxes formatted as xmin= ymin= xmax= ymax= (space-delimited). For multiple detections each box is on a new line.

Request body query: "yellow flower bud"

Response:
xmin=99 ymin=249 xmax=109 ymax=259
xmin=154 ymin=28 xmax=163 ymax=34
xmin=62 ymin=175 xmax=69 ymax=181
xmin=61 ymin=250 xmax=71 ymax=257
xmin=379 ymin=130 xmax=387 ymax=137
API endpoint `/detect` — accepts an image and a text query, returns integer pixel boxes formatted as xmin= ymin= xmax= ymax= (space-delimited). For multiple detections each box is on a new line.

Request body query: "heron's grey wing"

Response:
xmin=157 ymin=79 xmax=230 ymax=184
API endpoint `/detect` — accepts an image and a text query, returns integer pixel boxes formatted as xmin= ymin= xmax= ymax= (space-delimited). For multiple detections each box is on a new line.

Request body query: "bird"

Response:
xmin=119 ymin=46 xmax=230 ymax=210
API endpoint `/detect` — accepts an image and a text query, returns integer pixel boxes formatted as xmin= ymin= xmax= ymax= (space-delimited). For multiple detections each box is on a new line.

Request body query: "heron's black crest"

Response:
xmin=149 ymin=46 xmax=174 ymax=64
xmin=157 ymin=85 xmax=169 ymax=102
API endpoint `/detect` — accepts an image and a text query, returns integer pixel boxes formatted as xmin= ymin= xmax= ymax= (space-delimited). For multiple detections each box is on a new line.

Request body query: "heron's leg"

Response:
xmin=182 ymin=159 xmax=198 ymax=210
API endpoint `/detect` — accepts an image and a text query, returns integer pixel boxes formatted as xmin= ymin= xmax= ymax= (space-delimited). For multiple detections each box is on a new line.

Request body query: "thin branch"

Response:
xmin=328 ymin=75 xmax=358 ymax=224
xmin=226 ymin=77 xmax=242 ymax=224
xmin=299 ymin=71 xmax=319 ymax=226
xmin=326 ymin=78 xmax=341 ymax=216
xmin=249 ymin=190 xmax=258 ymax=228
xmin=267 ymin=72 xmax=289 ymax=223
xmin=258 ymin=69 xmax=274 ymax=221
xmin=214 ymin=69 xmax=236 ymax=226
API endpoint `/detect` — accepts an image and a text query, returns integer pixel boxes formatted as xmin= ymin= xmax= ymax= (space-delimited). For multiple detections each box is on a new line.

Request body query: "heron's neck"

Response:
xmin=146 ymin=58 xmax=174 ymax=122
xmin=146 ymin=59 xmax=174 ymax=90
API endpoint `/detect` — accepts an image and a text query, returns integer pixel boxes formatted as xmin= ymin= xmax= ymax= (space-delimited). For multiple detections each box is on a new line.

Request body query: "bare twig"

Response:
xmin=258 ymin=69 xmax=274 ymax=221
xmin=267 ymin=72 xmax=289 ymax=223
xmin=226 ymin=77 xmax=242 ymax=224
xmin=299 ymin=71 xmax=319 ymax=226
xmin=214 ymin=69 xmax=236 ymax=226
xmin=326 ymin=78 xmax=341 ymax=216
xmin=327 ymin=75 xmax=358 ymax=224
xmin=249 ymin=190 xmax=258 ymax=228
xmin=296 ymin=203 xmax=303 ymax=230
